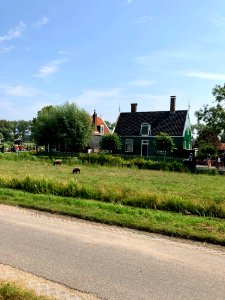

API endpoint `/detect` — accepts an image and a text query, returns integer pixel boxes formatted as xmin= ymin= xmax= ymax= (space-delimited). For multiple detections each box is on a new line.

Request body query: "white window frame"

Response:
xmin=125 ymin=139 xmax=133 ymax=152
xmin=100 ymin=125 xmax=104 ymax=134
xmin=140 ymin=123 xmax=151 ymax=136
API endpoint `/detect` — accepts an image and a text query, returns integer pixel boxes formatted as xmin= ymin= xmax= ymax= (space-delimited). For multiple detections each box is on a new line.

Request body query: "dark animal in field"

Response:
xmin=72 ymin=167 xmax=80 ymax=174
xmin=53 ymin=159 xmax=62 ymax=165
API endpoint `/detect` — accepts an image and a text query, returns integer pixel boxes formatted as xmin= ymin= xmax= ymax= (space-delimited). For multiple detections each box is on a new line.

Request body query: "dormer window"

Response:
xmin=140 ymin=123 xmax=151 ymax=136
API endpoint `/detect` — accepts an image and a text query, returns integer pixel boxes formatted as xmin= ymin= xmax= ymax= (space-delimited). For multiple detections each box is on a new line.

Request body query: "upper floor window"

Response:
xmin=140 ymin=123 xmax=151 ymax=136
xmin=97 ymin=125 xmax=104 ymax=134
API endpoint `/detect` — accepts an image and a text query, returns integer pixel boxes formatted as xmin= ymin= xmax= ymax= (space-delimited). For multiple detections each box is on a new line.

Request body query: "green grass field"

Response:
xmin=0 ymin=155 xmax=225 ymax=245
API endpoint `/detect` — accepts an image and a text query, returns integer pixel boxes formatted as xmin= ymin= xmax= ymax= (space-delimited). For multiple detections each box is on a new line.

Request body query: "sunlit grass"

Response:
xmin=0 ymin=281 xmax=54 ymax=300
xmin=0 ymin=188 xmax=225 ymax=245
xmin=0 ymin=157 xmax=225 ymax=244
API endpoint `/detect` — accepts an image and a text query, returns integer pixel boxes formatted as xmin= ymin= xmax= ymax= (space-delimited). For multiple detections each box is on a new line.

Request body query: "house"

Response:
xmin=88 ymin=110 xmax=111 ymax=152
xmin=114 ymin=96 xmax=192 ymax=156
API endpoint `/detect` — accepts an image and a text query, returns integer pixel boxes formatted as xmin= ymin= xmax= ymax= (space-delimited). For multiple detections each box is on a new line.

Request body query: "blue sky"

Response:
xmin=1 ymin=0 xmax=225 ymax=124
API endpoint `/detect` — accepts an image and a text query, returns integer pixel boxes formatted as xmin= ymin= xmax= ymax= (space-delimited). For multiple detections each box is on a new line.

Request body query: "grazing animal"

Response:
xmin=72 ymin=167 xmax=80 ymax=174
xmin=53 ymin=159 xmax=62 ymax=165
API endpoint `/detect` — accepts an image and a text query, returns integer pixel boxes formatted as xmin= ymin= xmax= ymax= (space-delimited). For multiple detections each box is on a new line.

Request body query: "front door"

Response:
xmin=141 ymin=140 xmax=148 ymax=156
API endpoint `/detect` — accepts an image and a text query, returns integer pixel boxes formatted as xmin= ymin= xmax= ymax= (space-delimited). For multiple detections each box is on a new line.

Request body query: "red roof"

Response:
xmin=96 ymin=116 xmax=110 ymax=134
xmin=91 ymin=111 xmax=111 ymax=135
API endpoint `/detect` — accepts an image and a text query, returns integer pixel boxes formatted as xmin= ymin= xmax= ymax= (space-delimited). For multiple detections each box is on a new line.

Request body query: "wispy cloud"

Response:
xmin=129 ymin=79 xmax=155 ymax=87
xmin=0 ymin=84 xmax=36 ymax=97
xmin=134 ymin=16 xmax=155 ymax=25
xmin=135 ymin=49 xmax=200 ymax=65
xmin=126 ymin=0 xmax=133 ymax=5
xmin=0 ymin=45 xmax=14 ymax=54
xmin=0 ymin=22 xmax=26 ymax=44
xmin=72 ymin=88 xmax=124 ymax=121
xmin=184 ymin=71 xmax=225 ymax=81
xmin=35 ymin=58 xmax=68 ymax=79
xmin=75 ymin=88 xmax=123 ymax=106
xmin=32 ymin=16 xmax=49 ymax=28
xmin=208 ymin=14 xmax=225 ymax=28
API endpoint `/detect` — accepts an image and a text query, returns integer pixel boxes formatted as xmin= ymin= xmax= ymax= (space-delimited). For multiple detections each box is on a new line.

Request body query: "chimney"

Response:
xmin=131 ymin=103 xmax=137 ymax=113
xmin=170 ymin=96 xmax=176 ymax=113
xmin=92 ymin=110 xmax=97 ymax=130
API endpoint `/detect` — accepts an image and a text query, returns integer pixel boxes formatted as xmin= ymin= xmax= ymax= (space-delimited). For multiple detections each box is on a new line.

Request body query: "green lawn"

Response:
xmin=0 ymin=157 xmax=225 ymax=245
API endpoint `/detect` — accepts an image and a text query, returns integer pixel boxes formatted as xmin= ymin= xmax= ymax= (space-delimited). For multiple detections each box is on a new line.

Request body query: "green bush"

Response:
xmin=0 ymin=152 xmax=37 ymax=161
xmin=78 ymin=153 xmax=125 ymax=166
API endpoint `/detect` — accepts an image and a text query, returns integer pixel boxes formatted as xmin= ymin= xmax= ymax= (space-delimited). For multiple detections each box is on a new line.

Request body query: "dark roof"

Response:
xmin=114 ymin=110 xmax=188 ymax=136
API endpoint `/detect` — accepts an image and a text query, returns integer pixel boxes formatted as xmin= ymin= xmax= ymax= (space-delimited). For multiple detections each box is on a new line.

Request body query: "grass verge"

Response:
xmin=0 ymin=188 xmax=225 ymax=246
xmin=0 ymin=281 xmax=53 ymax=300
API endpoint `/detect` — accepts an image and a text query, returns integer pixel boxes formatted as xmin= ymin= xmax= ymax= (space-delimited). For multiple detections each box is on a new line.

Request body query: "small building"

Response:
xmin=88 ymin=110 xmax=111 ymax=152
xmin=114 ymin=96 xmax=192 ymax=156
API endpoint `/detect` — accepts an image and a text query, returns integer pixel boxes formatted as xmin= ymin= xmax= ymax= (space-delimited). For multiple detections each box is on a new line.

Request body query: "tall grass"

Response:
xmin=0 ymin=174 xmax=224 ymax=218
xmin=0 ymin=154 xmax=225 ymax=218
xmin=0 ymin=282 xmax=53 ymax=300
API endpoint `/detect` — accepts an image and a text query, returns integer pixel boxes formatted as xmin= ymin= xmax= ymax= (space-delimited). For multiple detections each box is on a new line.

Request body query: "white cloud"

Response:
xmin=184 ymin=71 xmax=225 ymax=81
xmin=0 ymin=84 xmax=36 ymax=97
xmin=126 ymin=0 xmax=133 ymax=5
xmin=32 ymin=16 xmax=49 ymax=28
xmin=35 ymin=58 xmax=68 ymax=79
xmin=0 ymin=22 xmax=26 ymax=44
xmin=0 ymin=45 xmax=14 ymax=54
xmin=129 ymin=79 xmax=155 ymax=87
xmin=75 ymin=88 xmax=123 ymax=106
xmin=135 ymin=49 xmax=199 ymax=65
xmin=208 ymin=14 xmax=225 ymax=28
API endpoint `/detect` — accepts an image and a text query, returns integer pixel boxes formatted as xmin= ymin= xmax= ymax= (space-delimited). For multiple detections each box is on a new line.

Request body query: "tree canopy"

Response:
xmin=99 ymin=133 xmax=122 ymax=153
xmin=154 ymin=132 xmax=175 ymax=153
xmin=0 ymin=120 xmax=32 ymax=143
xmin=195 ymin=84 xmax=225 ymax=136
xmin=31 ymin=102 xmax=93 ymax=152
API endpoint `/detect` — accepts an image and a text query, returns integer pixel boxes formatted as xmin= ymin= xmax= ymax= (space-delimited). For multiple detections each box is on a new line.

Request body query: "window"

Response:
xmin=125 ymin=139 xmax=133 ymax=152
xmin=140 ymin=123 xmax=151 ymax=136
xmin=97 ymin=125 xmax=104 ymax=134
xmin=100 ymin=125 xmax=104 ymax=134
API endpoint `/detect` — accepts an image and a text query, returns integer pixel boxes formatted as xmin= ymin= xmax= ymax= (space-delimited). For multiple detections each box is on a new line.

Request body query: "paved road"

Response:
xmin=0 ymin=204 xmax=225 ymax=300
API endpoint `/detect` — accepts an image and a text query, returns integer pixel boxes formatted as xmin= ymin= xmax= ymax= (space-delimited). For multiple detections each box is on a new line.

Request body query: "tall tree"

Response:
xmin=195 ymin=84 xmax=225 ymax=136
xmin=0 ymin=120 xmax=14 ymax=141
xmin=31 ymin=102 xmax=93 ymax=152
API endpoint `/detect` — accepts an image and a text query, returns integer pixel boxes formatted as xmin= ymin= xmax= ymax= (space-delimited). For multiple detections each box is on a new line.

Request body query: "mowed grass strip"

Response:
xmin=0 ymin=188 xmax=225 ymax=245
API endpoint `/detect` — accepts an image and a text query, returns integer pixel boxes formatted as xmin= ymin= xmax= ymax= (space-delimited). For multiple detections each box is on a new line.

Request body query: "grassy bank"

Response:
xmin=0 ymin=160 xmax=224 ymax=218
xmin=0 ymin=157 xmax=225 ymax=245
xmin=0 ymin=281 xmax=53 ymax=300
xmin=0 ymin=188 xmax=225 ymax=245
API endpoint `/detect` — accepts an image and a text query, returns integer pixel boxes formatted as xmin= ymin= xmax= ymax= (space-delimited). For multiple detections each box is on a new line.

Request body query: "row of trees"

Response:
xmin=1 ymin=83 xmax=225 ymax=155
xmin=0 ymin=120 xmax=32 ymax=143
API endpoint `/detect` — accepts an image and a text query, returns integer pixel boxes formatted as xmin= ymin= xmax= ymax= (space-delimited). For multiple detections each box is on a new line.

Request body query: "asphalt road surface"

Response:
xmin=0 ymin=204 xmax=225 ymax=300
